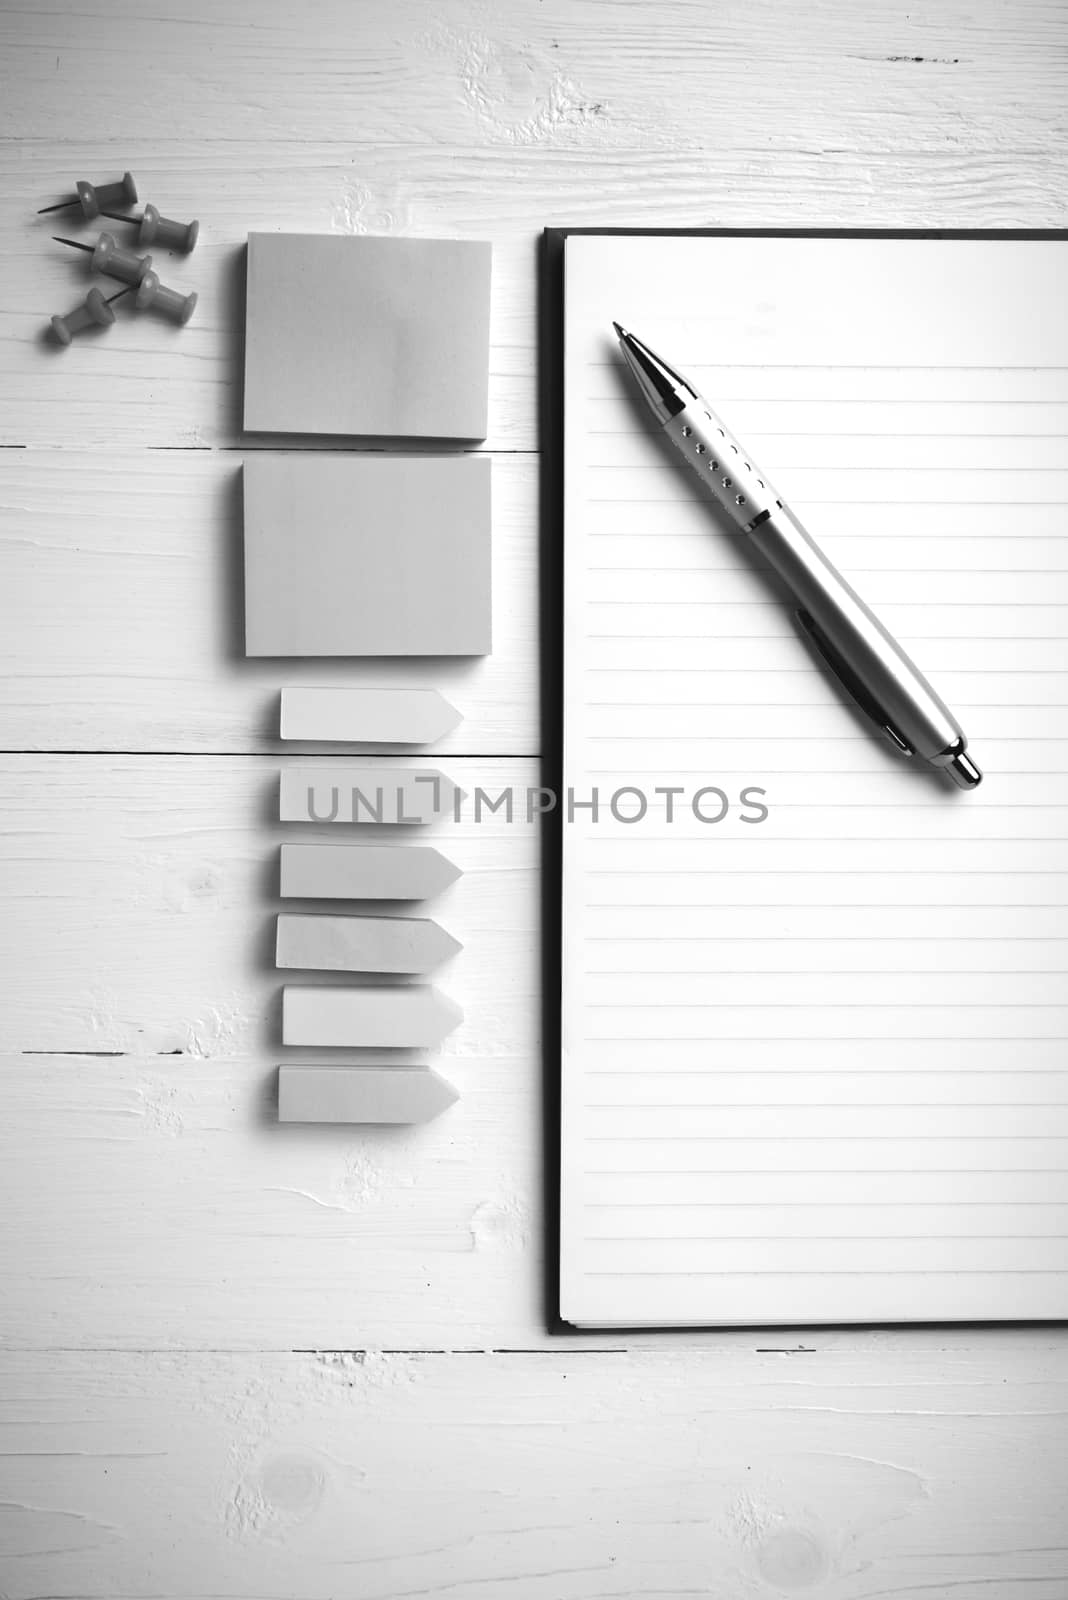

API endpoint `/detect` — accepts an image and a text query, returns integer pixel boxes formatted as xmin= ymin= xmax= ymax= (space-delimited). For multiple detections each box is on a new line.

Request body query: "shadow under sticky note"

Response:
xmin=243 ymin=454 xmax=491 ymax=657
xmin=243 ymin=233 xmax=491 ymax=440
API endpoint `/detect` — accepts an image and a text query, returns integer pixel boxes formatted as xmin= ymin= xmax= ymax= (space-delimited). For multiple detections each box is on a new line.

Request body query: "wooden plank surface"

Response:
xmin=3 ymin=0 xmax=1065 ymax=152
xmin=1 ymin=1346 xmax=1067 ymax=1600
xmin=2 ymin=0 xmax=1067 ymax=1590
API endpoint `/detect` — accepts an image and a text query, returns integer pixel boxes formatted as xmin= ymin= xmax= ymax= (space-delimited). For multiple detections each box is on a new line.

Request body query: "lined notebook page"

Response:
xmin=559 ymin=234 xmax=1068 ymax=1327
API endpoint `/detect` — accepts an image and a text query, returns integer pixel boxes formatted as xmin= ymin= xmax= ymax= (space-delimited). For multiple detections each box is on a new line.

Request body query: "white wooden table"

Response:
xmin=2 ymin=3 xmax=1067 ymax=1595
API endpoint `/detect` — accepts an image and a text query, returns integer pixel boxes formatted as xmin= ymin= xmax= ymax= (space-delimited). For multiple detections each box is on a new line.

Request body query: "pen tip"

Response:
xmin=612 ymin=320 xmax=627 ymax=339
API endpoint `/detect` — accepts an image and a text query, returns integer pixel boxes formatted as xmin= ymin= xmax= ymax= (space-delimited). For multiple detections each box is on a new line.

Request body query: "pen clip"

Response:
xmin=795 ymin=609 xmax=914 ymax=756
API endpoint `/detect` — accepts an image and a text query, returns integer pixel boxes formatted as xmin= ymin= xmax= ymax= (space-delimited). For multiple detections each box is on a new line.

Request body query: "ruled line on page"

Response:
xmin=587 ymin=634 xmax=1068 ymax=640
xmin=586 ymin=600 xmax=1068 ymax=607
xmin=584 ymin=965 xmax=1066 ymax=976
xmin=583 ymin=1231 xmax=1068 ymax=1239
xmin=588 ymin=429 xmax=1068 ymax=437
xmin=584 ymin=361 xmax=1068 ymax=370
xmin=583 ymin=1101 xmax=1068 ymax=1109
xmin=582 ymin=1132 xmax=1068 ymax=1138
xmin=583 ymin=667 xmax=1068 ymax=673
xmin=582 ymin=1004 xmax=1068 ymax=1011
xmin=588 ymin=1171 xmax=1068 ymax=1184
xmin=578 ymin=771 xmax=1061 ymax=777
xmin=586 ymin=732 xmax=1066 ymax=739
xmin=585 ymin=572 xmax=1068 ymax=579
xmin=578 ymin=870 xmax=1068 ymax=883
xmin=586 ymin=464 xmax=1068 ymax=472
xmin=587 ymin=574 xmax=1068 ymax=581
xmin=584 ymin=499 xmax=1068 ymax=506
xmin=588 ymin=1036 xmax=1068 ymax=1049
xmin=582 ymin=1270 xmax=1068 ymax=1277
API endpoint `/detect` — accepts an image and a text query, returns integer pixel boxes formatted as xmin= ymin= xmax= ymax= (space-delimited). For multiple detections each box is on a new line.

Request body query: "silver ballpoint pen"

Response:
xmin=613 ymin=324 xmax=982 ymax=789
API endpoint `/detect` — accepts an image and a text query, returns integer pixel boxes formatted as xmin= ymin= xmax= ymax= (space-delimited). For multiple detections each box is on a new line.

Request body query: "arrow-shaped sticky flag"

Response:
xmin=278 ymin=1064 xmax=459 ymax=1124
xmin=279 ymin=842 xmax=462 ymax=901
xmin=280 ymin=687 xmax=462 ymax=745
xmin=276 ymin=913 xmax=461 ymax=975
xmin=282 ymin=984 xmax=463 ymax=1048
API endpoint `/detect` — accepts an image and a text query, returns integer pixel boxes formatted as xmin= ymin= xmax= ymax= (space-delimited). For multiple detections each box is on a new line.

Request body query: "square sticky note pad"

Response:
xmin=242 ymin=453 xmax=491 ymax=657
xmin=243 ymin=233 xmax=491 ymax=440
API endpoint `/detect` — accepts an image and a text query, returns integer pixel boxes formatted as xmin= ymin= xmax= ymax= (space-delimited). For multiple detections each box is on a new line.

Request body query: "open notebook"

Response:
xmin=551 ymin=230 xmax=1068 ymax=1327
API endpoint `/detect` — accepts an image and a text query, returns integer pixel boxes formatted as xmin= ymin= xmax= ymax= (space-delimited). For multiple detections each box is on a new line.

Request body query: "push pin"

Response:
xmin=133 ymin=269 xmax=198 ymax=326
xmin=54 ymin=232 xmax=153 ymax=286
xmin=99 ymin=203 xmax=199 ymax=255
xmin=49 ymin=286 xmax=129 ymax=347
xmin=38 ymin=171 xmax=137 ymax=220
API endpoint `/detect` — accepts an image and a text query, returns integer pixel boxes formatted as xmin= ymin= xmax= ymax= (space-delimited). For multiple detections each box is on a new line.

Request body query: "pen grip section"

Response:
xmin=750 ymin=505 xmax=963 ymax=763
xmin=665 ymin=404 xmax=784 ymax=532
xmin=795 ymin=608 xmax=913 ymax=756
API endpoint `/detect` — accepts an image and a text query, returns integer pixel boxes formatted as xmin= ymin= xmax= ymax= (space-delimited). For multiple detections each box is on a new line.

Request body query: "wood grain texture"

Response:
xmin=1 ymin=1346 xmax=1067 ymax=1600
xmin=3 ymin=0 xmax=1066 ymax=152
xmin=2 ymin=0 xmax=1067 ymax=1589
xmin=0 ymin=1047 xmax=552 ymax=1348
